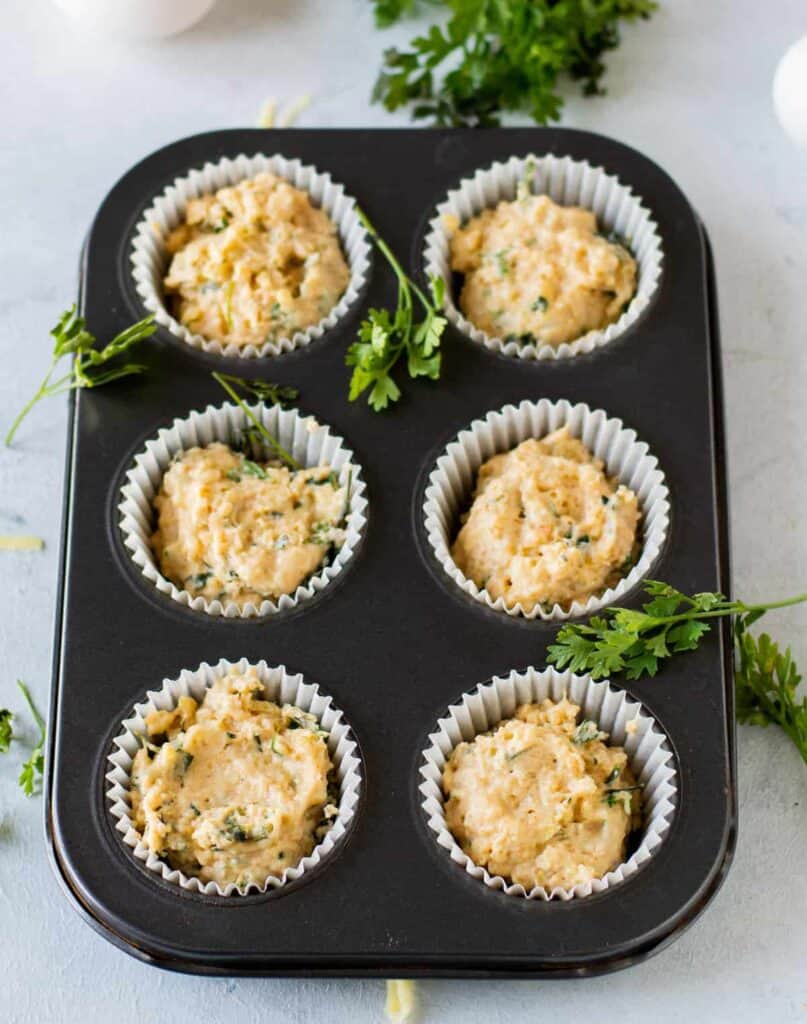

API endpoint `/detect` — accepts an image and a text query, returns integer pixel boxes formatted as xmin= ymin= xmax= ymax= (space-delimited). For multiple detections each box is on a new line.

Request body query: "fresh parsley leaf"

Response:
xmin=0 ymin=709 xmax=13 ymax=753
xmin=370 ymin=0 xmax=658 ymax=128
xmin=735 ymin=620 xmax=807 ymax=765
xmin=212 ymin=372 xmax=300 ymax=470
xmin=347 ymin=207 xmax=447 ymax=411
xmin=6 ymin=306 xmax=156 ymax=446
xmin=212 ymin=372 xmax=299 ymax=410
xmin=15 ymin=681 xmax=46 ymax=797
xmin=546 ymin=580 xmax=807 ymax=765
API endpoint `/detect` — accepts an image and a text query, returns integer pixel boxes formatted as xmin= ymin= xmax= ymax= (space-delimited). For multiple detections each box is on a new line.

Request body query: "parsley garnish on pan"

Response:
xmin=346 ymin=207 xmax=447 ymax=412
xmin=212 ymin=372 xmax=300 ymax=470
xmin=547 ymin=580 xmax=807 ymax=764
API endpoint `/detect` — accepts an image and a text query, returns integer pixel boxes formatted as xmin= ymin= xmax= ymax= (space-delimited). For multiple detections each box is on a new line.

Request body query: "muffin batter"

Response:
xmin=163 ymin=172 xmax=351 ymax=348
xmin=130 ymin=668 xmax=337 ymax=889
xmin=151 ymin=442 xmax=348 ymax=608
xmin=442 ymin=697 xmax=640 ymax=891
xmin=451 ymin=427 xmax=640 ymax=612
xmin=448 ymin=192 xmax=637 ymax=347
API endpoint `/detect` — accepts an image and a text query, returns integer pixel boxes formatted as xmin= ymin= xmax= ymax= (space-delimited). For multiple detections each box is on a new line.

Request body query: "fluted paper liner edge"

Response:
xmin=118 ymin=401 xmax=368 ymax=618
xmin=106 ymin=657 xmax=362 ymax=897
xmin=130 ymin=152 xmax=371 ymax=359
xmin=423 ymin=398 xmax=670 ymax=620
xmin=419 ymin=665 xmax=677 ymax=901
xmin=423 ymin=153 xmax=663 ymax=361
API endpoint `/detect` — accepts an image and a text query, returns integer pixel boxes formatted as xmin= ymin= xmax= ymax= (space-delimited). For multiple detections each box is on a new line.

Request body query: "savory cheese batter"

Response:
xmin=448 ymin=191 xmax=637 ymax=347
xmin=163 ymin=172 xmax=351 ymax=348
xmin=443 ymin=697 xmax=641 ymax=892
xmin=151 ymin=442 xmax=348 ymax=608
xmin=130 ymin=669 xmax=337 ymax=888
xmin=451 ymin=428 xmax=640 ymax=612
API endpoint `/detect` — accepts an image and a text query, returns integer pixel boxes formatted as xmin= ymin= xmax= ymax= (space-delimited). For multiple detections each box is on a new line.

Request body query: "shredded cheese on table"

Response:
xmin=0 ymin=535 xmax=44 ymax=551
xmin=385 ymin=979 xmax=416 ymax=1022
xmin=257 ymin=94 xmax=312 ymax=128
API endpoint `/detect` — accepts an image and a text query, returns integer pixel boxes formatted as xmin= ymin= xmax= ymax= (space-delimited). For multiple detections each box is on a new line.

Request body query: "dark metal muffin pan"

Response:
xmin=46 ymin=127 xmax=735 ymax=977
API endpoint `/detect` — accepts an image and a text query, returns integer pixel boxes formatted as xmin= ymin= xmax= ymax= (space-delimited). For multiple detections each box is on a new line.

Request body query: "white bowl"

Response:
xmin=53 ymin=0 xmax=217 ymax=39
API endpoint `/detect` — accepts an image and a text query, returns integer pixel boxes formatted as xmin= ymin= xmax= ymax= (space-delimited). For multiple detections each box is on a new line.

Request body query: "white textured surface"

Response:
xmin=1 ymin=0 xmax=806 ymax=1020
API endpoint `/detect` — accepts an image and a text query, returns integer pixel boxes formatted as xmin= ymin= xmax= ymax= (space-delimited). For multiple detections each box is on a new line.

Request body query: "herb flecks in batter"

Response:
xmin=6 ymin=306 xmax=156 ymax=446
xmin=163 ymin=173 xmax=350 ymax=349
xmin=442 ymin=697 xmax=640 ymax=892
xmin=573 ymin=720 xmax=607 ymax=745
xmin=452 ymin=429 xmax=640 ymax=612
xmin=449 ymin=194 xmax=637 ymax=347
xmin=152 ymin=444 xmax=348 ymax=609
xmin=130 ymin=670 xmax=336 ymax=888
xmin=346 ymin=207 xmax=447 ymax=412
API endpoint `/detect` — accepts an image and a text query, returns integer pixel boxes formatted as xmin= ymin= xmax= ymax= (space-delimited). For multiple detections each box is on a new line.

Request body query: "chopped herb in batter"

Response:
xmin=240 ymin=458 xmax=269 ymax=480
xmin=573 ymin=720 xmax=607 ymax=745
xmin=309 ymin=522 xmax=332 ymax=546
xmin=603 ymin=785 xmax=642 ymax=812
xmin=224 ymin=812 xmax=250 ymax=842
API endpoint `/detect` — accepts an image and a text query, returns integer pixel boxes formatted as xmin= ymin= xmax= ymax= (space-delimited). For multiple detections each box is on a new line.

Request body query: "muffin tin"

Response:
xmin=46 ymin=127 xmax=735 ymax=977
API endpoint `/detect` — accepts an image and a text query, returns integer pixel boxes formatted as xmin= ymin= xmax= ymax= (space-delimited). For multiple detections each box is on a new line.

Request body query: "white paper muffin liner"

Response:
xmin=106 ymin=658 xmax=362 ymax=897
xmin=424 ymin=153 xmax=663 ymax=361
xmin=118 ymin=401 xmax=368 ymax=617
xmin=423 ymin=398 xmax=669 ymax=620
xmin=130 ymin=152 xmax=371 ymax=359
xmin=420 ymin=665 xmax=677 ymax=901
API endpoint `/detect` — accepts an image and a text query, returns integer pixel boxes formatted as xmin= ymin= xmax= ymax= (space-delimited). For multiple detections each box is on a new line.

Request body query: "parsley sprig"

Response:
xmin=211 ymin=372 xmax=299 ymax=410
xmin=0 ymin=681 xmax=46 ymax=796
xmin=547 ymin=580 xmax=807 ymax=765
xmin=548 ymin=581 xmax=807 ymax=681
xmin=371 ymin=0 xmax=658 ymax=128
xmin=735 ymin=620 xmax=807 ymax=763
xmin=6 ymin=306 xmax=156 ymax=446
xmin=212 ymin=372 xmax=300 ymax=470
xmin=347 ymin=208 xmax=447 ymax=412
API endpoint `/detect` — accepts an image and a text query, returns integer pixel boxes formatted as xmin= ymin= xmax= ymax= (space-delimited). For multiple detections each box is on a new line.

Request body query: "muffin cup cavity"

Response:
xmin=419 ymin=665 xmax=678 ymax=901
xmin=423 ymin=153 xmax=663 ymax=361
xmin=118 ymin=401 xmax=368 ymax=618
xmin=423 ymin=398 xmax=670 ymax=621
xmin=105 ymin=658 xmax=363 ymax=897
xmin=130 ymin=152 xmax=371 ymax=359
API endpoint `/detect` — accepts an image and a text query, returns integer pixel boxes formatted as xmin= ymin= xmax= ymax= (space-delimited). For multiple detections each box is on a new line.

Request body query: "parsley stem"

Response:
xmin=639 ymin=594 xmax=807 ymax=630
xmin=357 ymin=206 xmax=433 ymax=314
xmin=17 ymin=681 xmax=44 ymax=739
xmin=5 ymin=388 xmax=46 ymax=446
xmin=212 ymin=372 xmax=300 ymax=470
xmin=6 ymin=307 xmax=154 ymax=446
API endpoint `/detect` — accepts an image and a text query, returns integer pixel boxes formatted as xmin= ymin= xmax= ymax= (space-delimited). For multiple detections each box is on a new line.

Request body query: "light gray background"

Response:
xmin=2 ymin=0 xmax=806 ymax=1020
